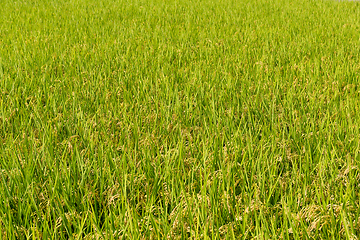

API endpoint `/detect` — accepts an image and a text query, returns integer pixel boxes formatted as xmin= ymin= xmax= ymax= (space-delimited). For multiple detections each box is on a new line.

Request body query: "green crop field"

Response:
xmin=1 ymin=0 xmax=360 ymax=239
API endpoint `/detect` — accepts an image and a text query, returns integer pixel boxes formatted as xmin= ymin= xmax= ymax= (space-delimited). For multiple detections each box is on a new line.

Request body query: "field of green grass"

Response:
xmin=1 ymin=0 xmax=360 ymax=238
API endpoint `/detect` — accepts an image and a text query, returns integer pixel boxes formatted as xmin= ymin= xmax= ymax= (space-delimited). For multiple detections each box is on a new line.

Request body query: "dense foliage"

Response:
xmin=1 ymin=0 xmax=360 ymax=238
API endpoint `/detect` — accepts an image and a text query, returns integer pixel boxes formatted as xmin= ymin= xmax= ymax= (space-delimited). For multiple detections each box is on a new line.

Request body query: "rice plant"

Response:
xmin=1 ymin=0 xmax=360 ymax=238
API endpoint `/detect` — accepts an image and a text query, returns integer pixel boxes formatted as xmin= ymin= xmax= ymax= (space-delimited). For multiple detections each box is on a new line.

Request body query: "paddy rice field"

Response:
xmin=1 ymin=0 xmax=360 ymax=238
